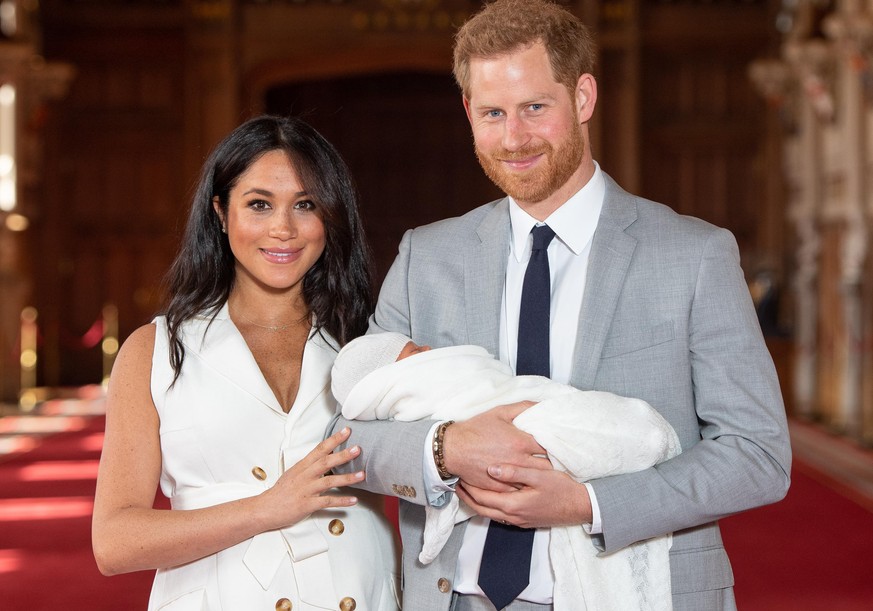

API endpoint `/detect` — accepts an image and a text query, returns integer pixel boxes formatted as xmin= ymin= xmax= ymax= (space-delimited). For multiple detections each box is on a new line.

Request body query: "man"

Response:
xmin=332 ymin=1 xmax=791 ymax=609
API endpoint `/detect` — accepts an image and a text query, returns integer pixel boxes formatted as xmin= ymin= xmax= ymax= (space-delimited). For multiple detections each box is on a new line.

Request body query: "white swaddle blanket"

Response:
xmin=337 ymin=343 xmax=681 ymax=611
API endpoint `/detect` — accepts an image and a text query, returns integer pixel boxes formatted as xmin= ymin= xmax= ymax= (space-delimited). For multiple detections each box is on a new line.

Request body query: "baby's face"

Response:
xmin=397 ymin=341 xmax=432 ymax=361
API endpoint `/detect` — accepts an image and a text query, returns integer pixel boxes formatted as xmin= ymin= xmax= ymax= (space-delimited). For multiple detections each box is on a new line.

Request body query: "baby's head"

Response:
xmin=331 ymin=332 xmax=431 ymax=405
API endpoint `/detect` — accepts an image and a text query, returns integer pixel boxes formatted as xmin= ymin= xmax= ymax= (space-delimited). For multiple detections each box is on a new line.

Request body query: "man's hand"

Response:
xmin=442 ymin=402 xmax=551 ymax=492
xmin=455 ymin=465 xmax=593 ymax=528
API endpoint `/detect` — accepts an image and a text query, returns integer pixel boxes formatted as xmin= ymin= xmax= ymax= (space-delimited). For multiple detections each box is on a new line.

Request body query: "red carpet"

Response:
xmin=721 ymin=460 xmax=873 ymax=610
xmin=0 ymin=415 xmax=155 ymax=610
xmin=1 ymin=412 xmax=871 ymax=610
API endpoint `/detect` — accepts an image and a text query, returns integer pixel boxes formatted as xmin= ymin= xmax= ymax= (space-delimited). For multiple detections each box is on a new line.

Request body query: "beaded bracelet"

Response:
xmin=432 ymin=420 xmax=455 ymax=480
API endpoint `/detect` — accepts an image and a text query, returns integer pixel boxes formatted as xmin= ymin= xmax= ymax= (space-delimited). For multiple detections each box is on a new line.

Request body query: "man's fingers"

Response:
xmin=494 ymin=400 xmax=536 ymax=421
xmin=459 ymin=476 xmax=517 ymax=493
xmin=524 ymin=454 xmax=553 ymax=470
xmin=457 ymin=484 xmax=515 ymax=524
xmin=486 ymin=463 xmax=545 ymax=485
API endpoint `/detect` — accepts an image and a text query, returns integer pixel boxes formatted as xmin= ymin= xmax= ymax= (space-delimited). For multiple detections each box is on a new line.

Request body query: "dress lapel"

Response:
xmin=570 ymin=175 xmax=639 ymax=390
xmin=284 ymin=329 xmax=338 ymax=429
xmin=181 ymin=303 xmax=284 ymax=414
xmin=466 ymin=199 xmax=511 ymax=356
xmin=184 ymin=305 xmax=340 ymax=418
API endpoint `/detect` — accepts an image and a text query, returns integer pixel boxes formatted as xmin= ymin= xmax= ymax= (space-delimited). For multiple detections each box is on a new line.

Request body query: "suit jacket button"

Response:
xmin=328 ymin=518 xmax=345 ymax=536
xmin=275 ymin=598 xmax=292 ymax=611
xmin=391 ymin=484 xmax=417 ymax=498
xmin=438 ymin=577 xmax=451 ymax=593
xmin=252 ymin=466 xmax=267 ymax=481
xmin=339 ymin=597 xmax=356 ymax=610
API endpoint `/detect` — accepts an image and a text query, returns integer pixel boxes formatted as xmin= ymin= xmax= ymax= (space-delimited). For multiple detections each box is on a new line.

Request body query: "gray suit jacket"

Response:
xmin=334 ymin=175 xmax=791 ymax=610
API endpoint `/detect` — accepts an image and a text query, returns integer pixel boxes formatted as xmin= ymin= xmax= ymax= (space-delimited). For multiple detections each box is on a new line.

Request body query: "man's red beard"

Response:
xmin=475 ymin=122 xmax=585 ymax=205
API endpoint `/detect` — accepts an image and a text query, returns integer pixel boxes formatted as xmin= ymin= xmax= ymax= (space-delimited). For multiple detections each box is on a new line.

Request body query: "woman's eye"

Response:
xmin=248 ymin=199 xmax=271 ymax=211
xmin=294 ymin=199 xmax=316 ymax=211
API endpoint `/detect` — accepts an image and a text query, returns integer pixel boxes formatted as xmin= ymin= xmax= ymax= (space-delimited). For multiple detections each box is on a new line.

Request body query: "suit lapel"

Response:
xmin=570 ymin=175 xmax=639 ymax=390
xmin=465 ymin=199 xmax=511 ymax=356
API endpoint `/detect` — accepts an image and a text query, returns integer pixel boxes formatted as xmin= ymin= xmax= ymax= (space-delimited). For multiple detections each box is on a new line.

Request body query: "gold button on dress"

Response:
xmin=339 ymin=596 xmax=356 ymax=610
xmin=275 ymin=598 xmax=292 ymax=610
xmin=328 ymin=518 xmax=345 ymax=536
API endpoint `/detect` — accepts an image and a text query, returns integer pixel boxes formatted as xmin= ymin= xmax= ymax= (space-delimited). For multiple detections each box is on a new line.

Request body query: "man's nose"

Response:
xmin=502 ymin=114 xmax=530 ymax=151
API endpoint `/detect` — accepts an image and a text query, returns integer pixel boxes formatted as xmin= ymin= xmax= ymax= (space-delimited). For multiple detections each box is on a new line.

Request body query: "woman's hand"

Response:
xmin=256 ymin=427 xmax=365 ymax=531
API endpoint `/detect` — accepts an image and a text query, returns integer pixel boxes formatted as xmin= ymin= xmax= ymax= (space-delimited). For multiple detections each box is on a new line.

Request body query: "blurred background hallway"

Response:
xmin=2 ymin=0 xmax=873 ymax=608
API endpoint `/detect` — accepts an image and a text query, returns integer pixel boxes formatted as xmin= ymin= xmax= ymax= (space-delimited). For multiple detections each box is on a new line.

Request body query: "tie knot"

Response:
xmin=531 ymin=224 xmax=556 ymax=251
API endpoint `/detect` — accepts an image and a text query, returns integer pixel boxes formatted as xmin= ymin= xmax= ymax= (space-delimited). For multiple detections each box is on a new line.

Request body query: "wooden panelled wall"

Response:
xmin=26 ymin=0 xmax=781 ymax=392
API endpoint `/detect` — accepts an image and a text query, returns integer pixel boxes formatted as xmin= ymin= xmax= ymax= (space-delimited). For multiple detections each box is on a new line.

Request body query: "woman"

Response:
xmin=92 ymin=116 xmax=400 ymax=610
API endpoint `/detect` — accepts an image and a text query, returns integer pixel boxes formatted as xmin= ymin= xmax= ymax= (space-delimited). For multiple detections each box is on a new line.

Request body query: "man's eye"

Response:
xmin=487 ymin=110 xmax=502 ymax=118
xmin=530 ymin=103 xmax=543 ymax=111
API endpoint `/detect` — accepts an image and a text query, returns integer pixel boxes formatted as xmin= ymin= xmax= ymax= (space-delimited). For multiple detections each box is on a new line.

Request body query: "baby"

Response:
xmin=332 ymin=333 xmax=681 ymax=611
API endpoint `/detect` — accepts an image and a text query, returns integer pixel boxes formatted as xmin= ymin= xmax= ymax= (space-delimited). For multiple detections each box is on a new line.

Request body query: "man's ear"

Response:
xmin=575 ymin=74 xmax=597 ymax=124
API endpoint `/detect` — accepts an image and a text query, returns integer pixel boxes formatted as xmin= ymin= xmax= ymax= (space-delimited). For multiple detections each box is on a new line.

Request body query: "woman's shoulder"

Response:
xmin=108 ymin=323 xmax=158 ymax=387
xmin=117 ymin=323 xmax=158 ymax=363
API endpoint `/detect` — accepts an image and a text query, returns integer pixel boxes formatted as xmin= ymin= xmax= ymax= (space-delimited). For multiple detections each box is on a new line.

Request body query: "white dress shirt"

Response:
xmin=424 ymin=163 xmax=606 ymax=603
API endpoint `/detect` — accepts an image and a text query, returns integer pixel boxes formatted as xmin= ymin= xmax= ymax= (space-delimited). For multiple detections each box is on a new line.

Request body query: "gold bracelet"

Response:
xmin=432 ymin=420 xmax=455 ymax=480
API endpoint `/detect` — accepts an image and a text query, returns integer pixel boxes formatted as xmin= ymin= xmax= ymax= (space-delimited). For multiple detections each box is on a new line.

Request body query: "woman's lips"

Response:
xmin=260 ymin=248 xmax=301 ymax=264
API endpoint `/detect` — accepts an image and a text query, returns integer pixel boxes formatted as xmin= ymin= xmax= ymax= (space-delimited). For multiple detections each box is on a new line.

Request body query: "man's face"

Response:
xmin=463 ymin=42 xmax=594 ymax=214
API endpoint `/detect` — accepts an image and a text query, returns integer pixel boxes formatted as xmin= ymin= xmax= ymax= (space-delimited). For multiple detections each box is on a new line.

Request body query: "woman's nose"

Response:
xmin=268 ymin=208 xmax=297 ymax=239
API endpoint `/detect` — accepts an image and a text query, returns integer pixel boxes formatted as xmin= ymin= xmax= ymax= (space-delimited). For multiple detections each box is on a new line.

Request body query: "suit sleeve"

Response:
xmin=589 ymin=228 xmax=792 ymax=553
xmin=328 ymin=230 xmax=436 ymax=507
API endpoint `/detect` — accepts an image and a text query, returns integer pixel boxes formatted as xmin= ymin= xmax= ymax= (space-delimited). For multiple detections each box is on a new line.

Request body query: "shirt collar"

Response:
xmin=508 ymin=161 xmax=605 ymax=261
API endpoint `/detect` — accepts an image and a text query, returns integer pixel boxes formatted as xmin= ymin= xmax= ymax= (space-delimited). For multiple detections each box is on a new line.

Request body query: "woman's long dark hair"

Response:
xmin=162 ymin=115 xmax=374 ymax=379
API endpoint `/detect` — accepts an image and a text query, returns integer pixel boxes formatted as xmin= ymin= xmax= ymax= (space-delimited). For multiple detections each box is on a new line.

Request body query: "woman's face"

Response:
xmin=215 ymin=149 xmax=326 ymax=296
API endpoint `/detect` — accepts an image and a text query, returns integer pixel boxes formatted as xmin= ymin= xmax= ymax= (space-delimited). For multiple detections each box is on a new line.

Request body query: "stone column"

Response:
xmin=782 ymin=38 xmax=834 ymax=420
xmin=823 ymin=5 xmax=872 ymax=435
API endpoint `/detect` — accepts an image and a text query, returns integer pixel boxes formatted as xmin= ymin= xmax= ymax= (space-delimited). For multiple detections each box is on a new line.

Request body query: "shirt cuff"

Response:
xmin=582 ymin=482 xmax=602 ymax=534
xmin=423 ymin=421 xmax=458 ymax=508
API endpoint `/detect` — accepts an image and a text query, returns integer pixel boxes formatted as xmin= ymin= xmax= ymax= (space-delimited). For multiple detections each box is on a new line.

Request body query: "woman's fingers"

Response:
xmin=318 ymin=470 xmax=366 ymax=491
xmin=310 ymin=426 xmax=352 ymax=459
xmin=264 ymin=427 xmax=370 ymax=524
xmin=320 ymin=443 xmax=361 ymax=471
xmin=297 ymin=427 xmax=361 ymax=474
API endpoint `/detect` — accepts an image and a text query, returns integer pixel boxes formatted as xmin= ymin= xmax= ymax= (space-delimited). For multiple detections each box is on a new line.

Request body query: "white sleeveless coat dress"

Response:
xmin=147 ymin=304 xmax=400 ymax=611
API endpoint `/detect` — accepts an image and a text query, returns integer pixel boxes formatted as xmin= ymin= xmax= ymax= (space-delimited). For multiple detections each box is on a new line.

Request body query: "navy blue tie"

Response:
xmin=478 ymin=224 xmax=555 ymax=610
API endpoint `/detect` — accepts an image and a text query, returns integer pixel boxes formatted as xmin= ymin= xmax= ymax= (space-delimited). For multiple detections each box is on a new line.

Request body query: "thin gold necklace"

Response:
xmin=233 ymin=308 xmax=296 ymax=332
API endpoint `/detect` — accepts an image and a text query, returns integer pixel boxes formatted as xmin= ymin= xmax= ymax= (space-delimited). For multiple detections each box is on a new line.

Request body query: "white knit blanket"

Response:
xmin=339 ymin=345 xmax=680 ymax=611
